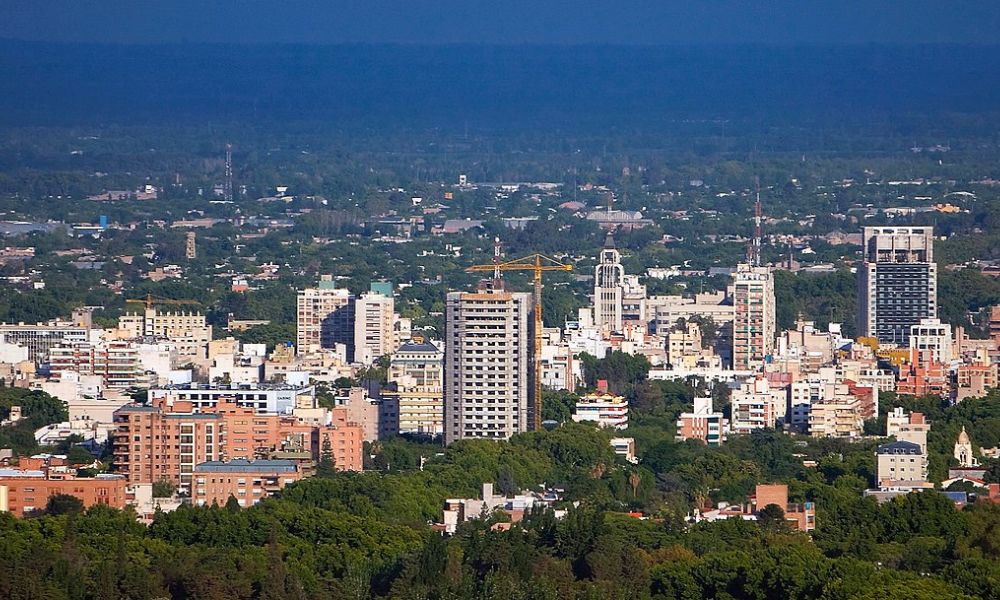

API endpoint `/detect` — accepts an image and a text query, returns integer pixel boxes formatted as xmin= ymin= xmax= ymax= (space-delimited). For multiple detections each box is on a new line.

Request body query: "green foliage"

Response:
xmin=0 ymin=388 xmax=68 ymax=455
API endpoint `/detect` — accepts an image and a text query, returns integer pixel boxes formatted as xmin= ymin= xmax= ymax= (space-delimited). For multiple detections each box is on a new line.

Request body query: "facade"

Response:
xmin=0 ymin=471 xmax=126 ymax=517
xmin=0 ymin=322 xmax=89 ymax=365
xmin=886 ymin=407 xmax=929 ymax=452
xmin=49 ymin=340 xmax=144 ymax=389
xmin=858 ymin=227 xmax=937 ymax=345
xmin=730 ymin=264 xmax=776 ymax=371
xmin=573 ymin=384 xmax=628 ymax=429
xmin=385 ymin=338 xmax=444 ymax=436
xmin=192 ymin=459 xmax=303 ymax=508
xmin=118 ymin=308 xmax=212 ymax=359
xmin=444 ymin=285 xmax=533 ymax=443
xmin=593 ymin=233 xmax=625 ymax=333
xmin=666 ymin=321 xmax=703 ymax=368
xmin=147 ymin=382 xmax=315 ymax=415
xmin=675 ymin=396 xmax=726 ymax=446
xmin=751 ymin=484 xmax=816 ymax=532
xmin=296 ymin=275 xmax=355 ymax=358
xmin=353 ymin=286 xmax=396 ymax=366
xmin=876 ymin=440 xmax=929 ymax=489
xmin=807 ymin=394 xmax=863 ymax=438
xmin=909 ymin=318 xmax=952 ymax=365
xmin=113 ymin=398 xmax=363 ymax=491
xmin=730 ymin=376 xmax=779 ymax=434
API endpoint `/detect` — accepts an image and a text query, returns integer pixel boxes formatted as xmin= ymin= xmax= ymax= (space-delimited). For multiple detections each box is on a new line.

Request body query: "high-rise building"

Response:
xmin=185 ymin=231 xmax=197 ymax=259
xmin=353 ymin=284 xmax=396 ymax=366
xmin=444 ymin=284 xmax=534 ymax=443
xmin=296 ymin=275 xmax=355 ymax=358
xmin=593 ymin=233 xmax=624 ymax=333
xmin=730 ymin=264 xmax=776 ymax=371
xmin=858 ymin=226 xmax=936 ymax=345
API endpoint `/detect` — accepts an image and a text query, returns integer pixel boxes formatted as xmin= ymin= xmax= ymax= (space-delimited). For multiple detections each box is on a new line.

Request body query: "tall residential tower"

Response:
xmin=444 ymin=283 xmax=534 ymax=443
xmin=858 ymin=227 xmax=936 ymax=345
xmin=731 ymin=264 xmax=776 ymax=371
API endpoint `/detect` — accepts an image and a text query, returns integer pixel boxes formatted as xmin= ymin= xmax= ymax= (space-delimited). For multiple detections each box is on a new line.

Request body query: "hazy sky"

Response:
xmin=3 ymin=1 xmax=1000 ymax=45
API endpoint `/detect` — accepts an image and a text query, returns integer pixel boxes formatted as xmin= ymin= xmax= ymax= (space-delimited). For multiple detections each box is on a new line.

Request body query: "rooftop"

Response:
xmin=194 ymin=459 xmax=298 ymax=474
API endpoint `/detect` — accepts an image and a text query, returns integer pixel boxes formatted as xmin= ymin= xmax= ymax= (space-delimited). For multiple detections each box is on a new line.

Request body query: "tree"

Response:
xmin=152 ymin=479 xmax=176 ymax=498
xmin=45 ymin=494 xmax=84 ymax=516
xmin=757 ymin=504 xmax=787 ymax=532
xmin=317 ymin=435 xmax=337 ymax=477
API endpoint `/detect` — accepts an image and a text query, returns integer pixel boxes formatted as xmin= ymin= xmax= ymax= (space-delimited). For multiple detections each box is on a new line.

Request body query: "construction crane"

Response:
xmin=465 ymin=240 xmax=573 ymax=432
xmin=125 ymin=294 xmax=202 ymax=311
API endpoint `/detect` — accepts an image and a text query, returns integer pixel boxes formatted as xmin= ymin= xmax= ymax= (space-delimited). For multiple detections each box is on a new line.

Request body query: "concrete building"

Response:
xmin=886 ymin=407 xmax=929 ymax=452
xmin=147 ymin=382 xmax=316 ymax=415
xmin=192 ymin=459 xmax=304 ymax=508
xmin=334 ymin=387 xmax=398 ymax=442
xmin=666 ymin=321 xmax=703 ymax=368
xmin=572 ymin=381 xmax=628 ymax=429
xmin=808 ymin=393 xmax=863 ymax=438
xmin=649 ymin=292 xmax=734 ymax=336
xmin=0 ymin=321 xmax=89 ymax=365
xmin=49 ymin=340 xmax=144 ymax=389
xmin=353 ymin=284 xmax=396 ymax=366
xmin=858 ymin=227 xmax=937 ymax=345
xmin=676 ymin=396 xmax=726 ymax=446
xmin=118 ymin=308 xmax=212 ymax=360
xmin=876 ymin=440 xmax=929 ymax=490
xmin=909 ymin=318 xmax=952 ymax=365
xmin=730 ymin=376 xmax=780 ymax=434
xmin=296 ymin=275 xmax=355 ymax=359
xmin=593 ymin=233 xmax=624 ymax=333
xmin=113 ymin=398 xmax=362 ymax=491
xmin=384 ymin=338 xmax=444 ymax=436
xmin=444 ymin=284 xmax=534 ymax=443
xmin=0 ymin=469 xmax=126 ymax=517
xmin=730 ymin=264 xmax=776 ymax=371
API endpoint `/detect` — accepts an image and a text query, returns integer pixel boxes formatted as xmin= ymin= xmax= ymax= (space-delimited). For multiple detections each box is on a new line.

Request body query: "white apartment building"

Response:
xmin=572 ymin=390 xmax=628 ymax=429
xmin=730 ymin=376 xmax=780 ymax=434
xmin=49 ymin=340 xmax=144 ymax=389
xmin=354 ymin=289 xmax=396 ymax=366
xmin=444 ymin=285 xmax=534 ymax=443
xmin=296 ymin=275 xmax=355 ymax=359
xmin=731 ymin=264 xmax=776 ymax=372
xmin=909 ymin=318 xmax=952 ymax=364
xmin=593 ymin=233 xmax=625 ymax=333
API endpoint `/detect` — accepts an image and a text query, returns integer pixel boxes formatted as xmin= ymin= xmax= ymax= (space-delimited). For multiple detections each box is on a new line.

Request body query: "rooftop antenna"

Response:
xmin=224 ymin=143 xmax=233 ymax=202
xmin=748 ymin=177 xmax=763 ymax=267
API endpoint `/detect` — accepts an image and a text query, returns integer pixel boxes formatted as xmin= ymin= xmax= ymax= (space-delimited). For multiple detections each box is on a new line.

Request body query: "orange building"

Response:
xmin=751 ymin=484 xmax=815 ymax=532
xmin=192 ymin=459 xmax=304 ymax=508
xmin=896 ymin=361 xmax=950 ymax=397
xmin=0 ymin=471 xmax=126 ymax=517
xmin=113 ymin=398 xmax=363 ymax=491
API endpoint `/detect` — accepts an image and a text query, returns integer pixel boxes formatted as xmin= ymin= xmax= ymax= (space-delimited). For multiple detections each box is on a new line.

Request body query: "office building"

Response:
xmin=731 ymin=264 xmax=776 ymax=371
xmin=147 ymin=382 xmax=315 ymax=415
xmin=858 ymin=227 xmax=936 ymax=345
xmin=444 ymin=284 xmax=534 ymax=443
xmin=296 ymin=275 xmax=355 ymax=358
xmin=0 ymin=321 xmax=89 ymax=365
xmin=593 ymin=233 xmax=624 ymax=333
xmin=353 ymin=284 xmax=396 ymax=366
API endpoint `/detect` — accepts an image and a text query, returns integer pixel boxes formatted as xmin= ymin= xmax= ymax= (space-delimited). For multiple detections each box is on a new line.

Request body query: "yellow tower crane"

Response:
xmin=465 ymin=243 xmax=573 ymax=432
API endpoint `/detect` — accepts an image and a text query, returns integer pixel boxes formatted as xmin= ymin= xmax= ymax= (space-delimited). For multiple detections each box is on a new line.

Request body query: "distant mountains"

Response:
xmin=2 ymin=40 xmax=1000 ymax=130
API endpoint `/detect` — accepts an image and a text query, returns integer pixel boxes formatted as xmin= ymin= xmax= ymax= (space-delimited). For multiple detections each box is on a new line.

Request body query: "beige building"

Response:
xmin=886 ymin=407 xmax=929 ymax=452
xmin=666 ymin=321 xmax=703 ymax=368
xmin=876 ymin=440 xmax=929 ymax=489
xmin=384 ymin=338 xmax=444 ymax=436
xmin=296 ymin=275 xmax=355 ymax=358
xmin=118 ymin=308 xmax=211 ymax=360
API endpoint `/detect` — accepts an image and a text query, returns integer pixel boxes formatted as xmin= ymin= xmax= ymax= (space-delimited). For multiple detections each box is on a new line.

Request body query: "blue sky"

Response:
xmin=3 ymin=1 xmax=1000 ymax=45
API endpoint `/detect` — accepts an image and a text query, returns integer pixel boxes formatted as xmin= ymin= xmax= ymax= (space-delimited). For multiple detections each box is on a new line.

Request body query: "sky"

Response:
xmin=3 ymin=1 xmax=1000 ymax=46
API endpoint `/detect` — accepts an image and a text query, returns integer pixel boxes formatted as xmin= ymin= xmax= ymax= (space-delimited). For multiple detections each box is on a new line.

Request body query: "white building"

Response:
xmin=909 ymin=318 xmax=952 ymax=364
xmin=296 ymin=275 xmax=355 ymax=358
xmin=147 ymin=383 xmax=316 ymax=415
xmin=730 ymin=264 xmax=776 ymax=371
xmin=593 ymin=233 xmax=625 ymax=333
xmin=354 ymin=286 xmax=396 ymax=366
xmin=444 ymin=284 xmax=534 ymax=443
xmin=572 ymin=388 xmax=628 ymax=429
